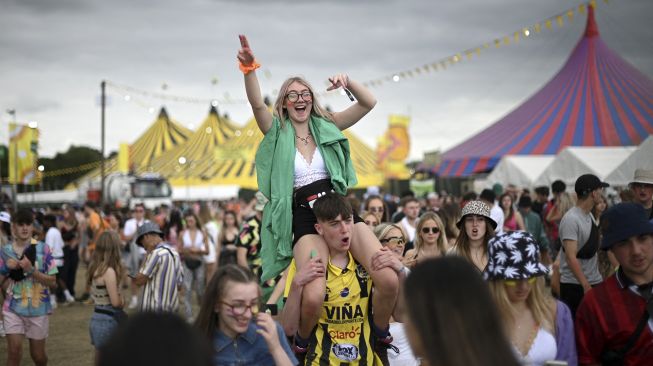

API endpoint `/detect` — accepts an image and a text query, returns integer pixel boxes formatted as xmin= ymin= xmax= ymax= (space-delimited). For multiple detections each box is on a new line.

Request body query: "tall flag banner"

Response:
xmin=9 ymin=123 xmax=39 ymax=185
xmin=376 ymin=115 xmax=411 ymax=179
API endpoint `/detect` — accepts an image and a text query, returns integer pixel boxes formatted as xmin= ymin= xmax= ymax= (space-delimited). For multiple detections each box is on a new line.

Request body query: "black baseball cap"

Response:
xmin=574 ymin=174 xmax=609 ymax=196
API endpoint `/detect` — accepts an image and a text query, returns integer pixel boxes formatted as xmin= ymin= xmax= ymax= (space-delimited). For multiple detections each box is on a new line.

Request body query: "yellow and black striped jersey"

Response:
xmin=285 ymin=252 xmax=381 ymax=365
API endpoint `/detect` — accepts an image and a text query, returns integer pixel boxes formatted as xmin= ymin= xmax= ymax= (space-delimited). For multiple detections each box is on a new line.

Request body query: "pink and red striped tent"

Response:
xmin=436 ymin=6 xmax=653 ymax=177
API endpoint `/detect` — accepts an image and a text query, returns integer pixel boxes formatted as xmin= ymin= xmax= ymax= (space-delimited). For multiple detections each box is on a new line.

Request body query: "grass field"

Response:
xmin=0 ymin=264 xmax=96 ymax=366
xmin=0 ymin=264 xmax=197 ymax=366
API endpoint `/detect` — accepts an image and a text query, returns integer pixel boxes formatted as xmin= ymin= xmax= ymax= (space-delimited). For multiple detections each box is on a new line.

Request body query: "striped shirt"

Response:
xmin=285 ymin=252 xmax=382 ymax=365
xmin=139 ymin=243 xmax=183 ymax=312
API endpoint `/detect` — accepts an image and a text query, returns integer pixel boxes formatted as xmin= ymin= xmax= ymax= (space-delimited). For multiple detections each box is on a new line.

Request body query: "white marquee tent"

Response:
xmin=605 ymin=135 xmax=653 ymax=186
xmin=534 ymin=146 xmax=636 ymax=188
xmin=486 ymin=155 xmax=555 ymax=188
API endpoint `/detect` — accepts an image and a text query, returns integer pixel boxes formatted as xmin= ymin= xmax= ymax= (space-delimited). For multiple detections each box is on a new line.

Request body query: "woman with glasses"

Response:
xmin=485 ymin=232 xmax=577 ymax=366
xmin=405 ymin=212 xmax=448 ymax=267
xmin=238 ymin=35 xmax=398 ymax=353
xmin=364 ymin=195 xmax=390 ymax=223
xmin=373 ymin=223 xmax=419 ymax=365
xmin=449 ymin=201 xmax=497 ymax=272
xmin=195 ymin=265 xmax=297 ymax=366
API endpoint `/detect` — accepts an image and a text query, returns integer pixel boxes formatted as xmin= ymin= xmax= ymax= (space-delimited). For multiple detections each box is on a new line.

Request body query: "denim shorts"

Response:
xmin=89 ymin=308 xmax=118 ymax=348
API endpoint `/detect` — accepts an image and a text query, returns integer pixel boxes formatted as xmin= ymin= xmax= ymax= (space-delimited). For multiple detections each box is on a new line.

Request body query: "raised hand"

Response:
xmin=237 ymin=34 xmax=255 ymax=66
xmin=326 ymin=74 xmax=349 ymax=91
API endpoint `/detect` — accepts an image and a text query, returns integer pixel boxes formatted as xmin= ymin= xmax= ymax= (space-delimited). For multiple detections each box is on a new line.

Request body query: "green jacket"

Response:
xmin=255 ymin=116 xmax=357 ymax=281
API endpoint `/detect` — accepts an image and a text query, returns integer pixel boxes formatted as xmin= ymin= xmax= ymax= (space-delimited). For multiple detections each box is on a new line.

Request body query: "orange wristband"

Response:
xmin=239 ymin=60 xmax=261 ymax=75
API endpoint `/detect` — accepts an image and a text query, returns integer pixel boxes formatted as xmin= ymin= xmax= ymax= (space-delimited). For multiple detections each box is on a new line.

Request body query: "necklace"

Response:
xmin=296 ymin=132 xmax=312 ymax=146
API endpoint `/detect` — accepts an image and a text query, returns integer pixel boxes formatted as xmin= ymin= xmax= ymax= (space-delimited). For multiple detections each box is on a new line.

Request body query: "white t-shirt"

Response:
xmin=491 ymin=203 xmax=505 ymax=234
xmin=45 ymin=227 xmax=65 ymax=267
xmin=124 ymin=218 xmax=148 ymax=256
xmin=388 ymin=322 xmax=421 ymax=366
xmin=400 ymin=217 xmax=417 ymax=242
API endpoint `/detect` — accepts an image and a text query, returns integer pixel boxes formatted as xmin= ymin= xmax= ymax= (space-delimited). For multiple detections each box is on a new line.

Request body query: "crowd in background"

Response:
xmin=0 ymin=168 xmax=652 ymax=366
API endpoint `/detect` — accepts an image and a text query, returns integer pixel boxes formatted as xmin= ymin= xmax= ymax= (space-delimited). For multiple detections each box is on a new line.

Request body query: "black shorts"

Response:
xmin=292 ymin=179 xmax=362 ymax=245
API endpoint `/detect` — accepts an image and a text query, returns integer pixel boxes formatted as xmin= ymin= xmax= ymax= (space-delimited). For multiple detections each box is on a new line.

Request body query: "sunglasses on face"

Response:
xmin=503 ymin=277 xmax=536 ymax=287
xmin=369 ymin=207 xmax=384 ymax=213
xmin=421 ymin=227 xmax=440 ymax=234
xmin=286 ymin=90 xmax=312 ymax=103
xmin=380 ymin=236 xmax=405 ymax=246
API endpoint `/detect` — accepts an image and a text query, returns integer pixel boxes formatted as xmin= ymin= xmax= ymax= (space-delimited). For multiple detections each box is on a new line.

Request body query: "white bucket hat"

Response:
xmin=630 ymin=168 xmax=653 ymax=186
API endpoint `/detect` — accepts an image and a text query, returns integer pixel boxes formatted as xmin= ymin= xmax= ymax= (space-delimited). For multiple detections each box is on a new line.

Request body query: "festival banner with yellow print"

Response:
xmin=376 ymin=114 xmax=410 ymax=179
xmin=9 ymin=123 xmax=40 ymax=184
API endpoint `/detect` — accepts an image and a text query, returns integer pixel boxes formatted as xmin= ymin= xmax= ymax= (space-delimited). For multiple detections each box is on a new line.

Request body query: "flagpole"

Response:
xmin=100 ymin=80 xmax=106 ymax=206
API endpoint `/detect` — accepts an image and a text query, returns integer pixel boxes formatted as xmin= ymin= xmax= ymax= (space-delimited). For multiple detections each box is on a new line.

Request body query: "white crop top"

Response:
xmin=294 ymin=148 xmax=329 ymax=188
xmin=514 ymin=327 xmax=557 ymax=366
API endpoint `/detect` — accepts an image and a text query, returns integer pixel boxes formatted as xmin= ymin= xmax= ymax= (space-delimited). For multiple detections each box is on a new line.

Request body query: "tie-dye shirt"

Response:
xmin=0 ymin=240 xmax=58 ymax=316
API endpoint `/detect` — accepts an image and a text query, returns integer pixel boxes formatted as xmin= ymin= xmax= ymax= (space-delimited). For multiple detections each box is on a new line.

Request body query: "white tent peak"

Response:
xmin=534 ymin=146 xmax=636 ymax=187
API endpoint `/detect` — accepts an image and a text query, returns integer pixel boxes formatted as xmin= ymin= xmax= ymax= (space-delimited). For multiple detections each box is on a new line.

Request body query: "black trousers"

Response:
xmin=63 ymin=245 xmax=79 ymax=297
xmin=560 ymin=282 xmax=598 ymax=319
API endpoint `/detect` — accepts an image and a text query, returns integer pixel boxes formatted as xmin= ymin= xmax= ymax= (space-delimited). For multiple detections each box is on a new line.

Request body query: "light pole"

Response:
xmin=28 ymin=121 xmax=38 ymax=204
xmin=100 ymin=80 xmax=106 ymax=206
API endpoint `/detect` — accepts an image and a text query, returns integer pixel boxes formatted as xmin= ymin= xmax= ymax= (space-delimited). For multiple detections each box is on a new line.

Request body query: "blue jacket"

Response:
xmin=213 ymin=321 xmax=297 ymax=366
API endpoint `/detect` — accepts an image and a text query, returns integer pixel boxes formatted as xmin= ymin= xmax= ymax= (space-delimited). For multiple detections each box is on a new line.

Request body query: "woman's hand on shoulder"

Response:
xmin=237 ymin=35 xmax=255 ymax=66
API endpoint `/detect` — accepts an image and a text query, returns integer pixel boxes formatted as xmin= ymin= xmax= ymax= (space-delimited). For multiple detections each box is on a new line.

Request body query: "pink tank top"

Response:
xmin=504 ymin=214 xmax=518 ymax=231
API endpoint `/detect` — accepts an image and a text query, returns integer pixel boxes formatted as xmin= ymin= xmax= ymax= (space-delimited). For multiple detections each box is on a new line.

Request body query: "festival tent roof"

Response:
xmin=436 ymin=6 xmax=653 ymax=177
xmin=141 ymin=106 xmax=239 ymax=181
xmin=172 ymin=114 xmax=385 ymax=190
xmin=485 ymin=155 xmax=555 ymax=188
xmin=605 ymin=134 xmax=653 ymax=186
xmin=533 ymin=146 xmax=636 ymax=188
xmin=70 ymin=108 xmax=192 ymax=186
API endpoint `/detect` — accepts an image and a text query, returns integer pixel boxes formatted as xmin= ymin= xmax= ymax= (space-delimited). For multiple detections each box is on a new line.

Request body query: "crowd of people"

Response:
xmin=0 ymin=32 xmax=651 ymax=366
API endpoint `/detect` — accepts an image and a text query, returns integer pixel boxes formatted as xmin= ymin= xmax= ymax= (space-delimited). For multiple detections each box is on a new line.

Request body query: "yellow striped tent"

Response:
xmin=176 ymin=114 xmax=384 ymax=189
xmin=71 ymin=107 xmax=192 ymax=184
xmin=142 ymin=106 xmax=239 ymax=183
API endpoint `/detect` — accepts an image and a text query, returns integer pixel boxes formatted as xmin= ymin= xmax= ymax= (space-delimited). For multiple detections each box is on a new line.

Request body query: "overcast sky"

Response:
xmin=1 ymin=0 xmax=652 ymax=161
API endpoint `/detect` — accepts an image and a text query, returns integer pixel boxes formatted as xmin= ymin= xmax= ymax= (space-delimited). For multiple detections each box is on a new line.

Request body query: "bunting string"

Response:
xmin=355 ymin=0 xmax=607 ymax=90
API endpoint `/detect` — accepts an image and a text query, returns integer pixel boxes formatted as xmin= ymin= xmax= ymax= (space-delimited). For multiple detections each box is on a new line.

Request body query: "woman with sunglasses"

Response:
xmin=485 ymin=232 xmax=577 ymax=366
xmin=195 ymin=264 xmax=297 ymax=365
xmin=373 ymin=223 xmax=420 ymax=366
xmin=450 ymin=201 xmax=497 ymax=272
xmin=405 ymin=212 xmax=448 ymax=268
xmin=238 ymin=35 xmax=398 ymax=353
